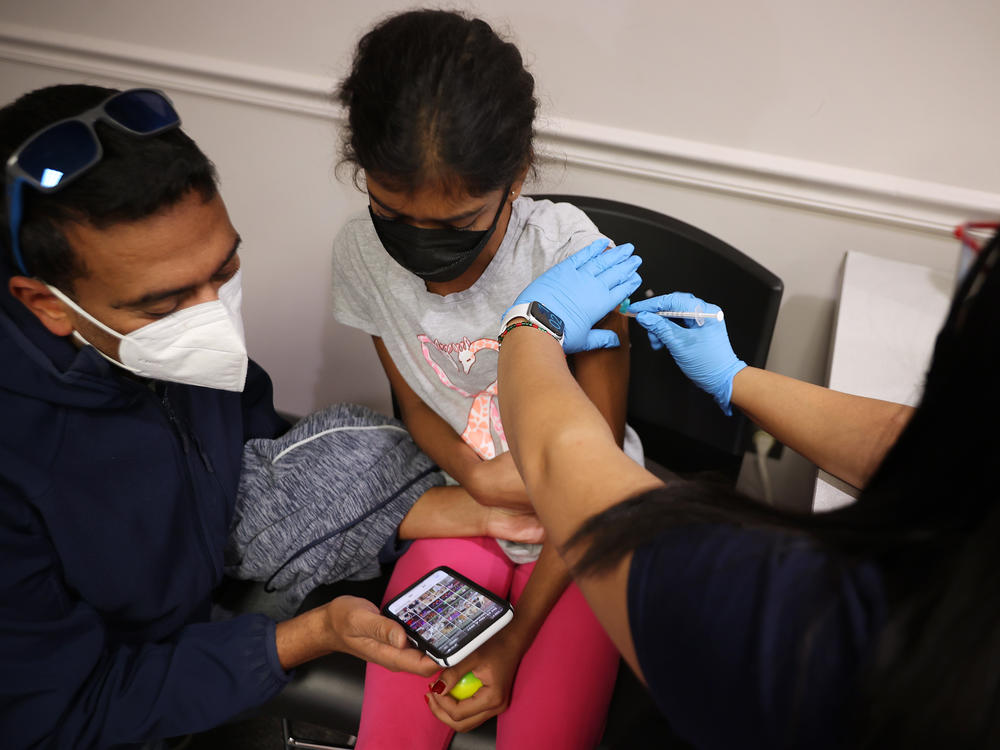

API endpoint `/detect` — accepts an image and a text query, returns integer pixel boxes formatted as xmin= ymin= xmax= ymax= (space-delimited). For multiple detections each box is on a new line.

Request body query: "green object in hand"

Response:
xmin=449 ymin=671 xmax=483 ymax=701
xmin=618 ymin=298 xmax=631 ymax=314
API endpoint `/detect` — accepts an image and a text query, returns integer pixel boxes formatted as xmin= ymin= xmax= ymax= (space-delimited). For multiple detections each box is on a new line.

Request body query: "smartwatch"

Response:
xmin=500 ymin=301 xmax=566 ymax=345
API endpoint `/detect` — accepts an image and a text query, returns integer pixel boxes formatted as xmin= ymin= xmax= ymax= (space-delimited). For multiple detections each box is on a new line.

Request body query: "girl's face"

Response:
xmin=365 ymin=172 xmax=523 ymax=295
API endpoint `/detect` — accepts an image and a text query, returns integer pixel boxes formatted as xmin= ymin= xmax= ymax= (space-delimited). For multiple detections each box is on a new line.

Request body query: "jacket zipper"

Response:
xmin=158 ymin=384 xmax=220 ymax=574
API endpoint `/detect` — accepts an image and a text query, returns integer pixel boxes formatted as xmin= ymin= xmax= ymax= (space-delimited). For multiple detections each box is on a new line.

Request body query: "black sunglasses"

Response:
xmin=4 ymin=88 xmax=181 ymax=275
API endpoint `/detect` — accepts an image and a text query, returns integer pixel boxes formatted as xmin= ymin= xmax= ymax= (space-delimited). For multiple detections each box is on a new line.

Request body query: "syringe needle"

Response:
xmin=621 ymin=310 xmax=724 ymax=322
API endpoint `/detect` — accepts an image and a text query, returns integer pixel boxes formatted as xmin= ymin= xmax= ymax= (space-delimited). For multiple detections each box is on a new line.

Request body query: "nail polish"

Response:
xmin=430 ymin=679 xmax=446 ymax=694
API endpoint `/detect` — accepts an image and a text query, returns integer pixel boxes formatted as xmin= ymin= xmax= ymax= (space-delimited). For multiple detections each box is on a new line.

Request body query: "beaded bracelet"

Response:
xmin=497 ymin=320 xmax=560 ymax=346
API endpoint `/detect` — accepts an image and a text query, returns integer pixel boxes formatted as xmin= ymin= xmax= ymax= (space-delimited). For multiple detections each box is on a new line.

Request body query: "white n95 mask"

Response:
xmin=47 ymin=270 xmax=249 ymax=392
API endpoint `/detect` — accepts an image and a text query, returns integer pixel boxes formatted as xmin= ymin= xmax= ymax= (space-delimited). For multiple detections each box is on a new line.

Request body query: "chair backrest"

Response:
xmin=533 ymin=194 xmax=783 ymax=478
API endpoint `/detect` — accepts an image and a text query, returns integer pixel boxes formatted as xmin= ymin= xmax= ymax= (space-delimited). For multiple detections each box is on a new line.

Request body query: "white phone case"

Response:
xmin=429 ymin=608 xmax=513 ymax=667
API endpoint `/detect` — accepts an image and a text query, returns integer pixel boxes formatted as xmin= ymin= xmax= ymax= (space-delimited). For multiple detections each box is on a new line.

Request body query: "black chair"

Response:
xmin=534 ymin=194 xmax=783 ymax=479
xmin=230 ymin=196 xmax=782 ymax=748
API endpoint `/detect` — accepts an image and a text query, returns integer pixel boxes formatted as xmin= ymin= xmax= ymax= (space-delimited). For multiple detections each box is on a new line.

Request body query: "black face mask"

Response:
xmin=368 ymin=188 xmax=509 ymax=283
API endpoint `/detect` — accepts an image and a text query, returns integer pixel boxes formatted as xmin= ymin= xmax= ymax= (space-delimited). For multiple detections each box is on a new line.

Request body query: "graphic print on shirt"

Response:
xmin=417 ymin=334 xmax=508 ymax=459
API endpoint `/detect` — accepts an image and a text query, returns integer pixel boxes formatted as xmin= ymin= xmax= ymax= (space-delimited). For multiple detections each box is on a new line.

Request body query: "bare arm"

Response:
xmin=373 ymin=337 xmax=530 ymax=509
xmin=427 ymin=322 xmax=633 ymax=729
xmin=504 ymin=310 xmax=630 ymax=648
xmin=397 ymin=486 xmax=542 ymax=544
xmin=732 ymin=367 xmax=914 ymax=489
xmin=629 ymin=293 xmax=913 ymax=490
xmin=569 ymin=311 xmax=630 ymax=446
xmin=498 ymin=325 xmax=663 ymax=678
xmin=373 ymin=336 xmax=483 ymax=484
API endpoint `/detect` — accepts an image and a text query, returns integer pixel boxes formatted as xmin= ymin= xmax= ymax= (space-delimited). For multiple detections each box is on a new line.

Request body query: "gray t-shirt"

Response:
xmin=332 ymin=197 xmax=643 ymax=562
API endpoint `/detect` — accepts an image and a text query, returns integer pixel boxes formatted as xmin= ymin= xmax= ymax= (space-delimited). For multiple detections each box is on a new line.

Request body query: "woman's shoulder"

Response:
xmin=632 ymin=523 xmax=885 ymax=608
xmin=628 ymin=523 xmax=885 ymax=747
xmin=629 ymin=523 xmax=886 ymax=644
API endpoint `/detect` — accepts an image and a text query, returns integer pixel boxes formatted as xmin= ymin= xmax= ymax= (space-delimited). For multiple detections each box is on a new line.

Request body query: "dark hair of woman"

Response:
xmin=568 ymin=229 xmax=1000 ymax=748
xmin=335 ymin=9 xmax=537 ymax=197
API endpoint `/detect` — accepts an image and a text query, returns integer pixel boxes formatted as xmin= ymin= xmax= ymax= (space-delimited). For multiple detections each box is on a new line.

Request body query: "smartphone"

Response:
xmin=382 ymin=566 xmax=513 ymax=667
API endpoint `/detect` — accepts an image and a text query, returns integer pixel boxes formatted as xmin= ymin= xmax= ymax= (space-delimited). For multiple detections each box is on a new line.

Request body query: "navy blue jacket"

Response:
xmin=0 ymin=279 xmax=290 ymax=748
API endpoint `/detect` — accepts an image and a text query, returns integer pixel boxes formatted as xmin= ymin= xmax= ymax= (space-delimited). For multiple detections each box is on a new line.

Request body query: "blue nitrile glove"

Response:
xmin=629 ymin=292 xmax=747 ymax=416
xmin=505 ymin=238 xmax=642 ymax=354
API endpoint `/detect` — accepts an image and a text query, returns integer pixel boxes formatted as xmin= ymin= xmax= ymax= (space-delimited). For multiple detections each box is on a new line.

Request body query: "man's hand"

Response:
xmin=276 ymin=595 xmax=439 ymax=675
xmin=467 ymin=452 xmax=531 ymax=510
xmin=324 ymin=596 xmax=439 ymax=676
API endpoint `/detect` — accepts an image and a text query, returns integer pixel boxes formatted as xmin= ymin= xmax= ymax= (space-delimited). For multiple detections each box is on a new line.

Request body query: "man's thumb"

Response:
xmin=367 ymin=613 xmax=406 ymax=647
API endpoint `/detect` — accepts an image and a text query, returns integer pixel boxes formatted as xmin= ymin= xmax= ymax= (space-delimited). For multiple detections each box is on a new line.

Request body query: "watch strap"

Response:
xmin=499 ymin=302 xmax=565 ymax=344
xmin=499 ymin=303 xmax=532 ymax=336
xmin=497 ymin=320 xmax=561 ymax=346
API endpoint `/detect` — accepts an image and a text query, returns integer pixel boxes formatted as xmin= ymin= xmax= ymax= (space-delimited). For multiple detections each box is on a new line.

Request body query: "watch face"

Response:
xmin=528 ymin=301 xmax=565 ymax=337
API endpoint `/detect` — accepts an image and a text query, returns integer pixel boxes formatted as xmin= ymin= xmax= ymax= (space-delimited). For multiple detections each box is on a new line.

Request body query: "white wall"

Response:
xmin=1 ymin=1 xmax=998 ymax=506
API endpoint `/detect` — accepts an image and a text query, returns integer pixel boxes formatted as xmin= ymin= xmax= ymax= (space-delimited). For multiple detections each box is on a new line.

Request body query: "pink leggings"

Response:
xmin=356 ymin=537 xmax=620 ymax=750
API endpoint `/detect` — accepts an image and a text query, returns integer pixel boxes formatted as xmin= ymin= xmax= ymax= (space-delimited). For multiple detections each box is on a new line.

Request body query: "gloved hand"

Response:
xmin=629 ymin=292 xmax=746 ymax=415
xmin=505 ymin=238 xmax=642 ymax=354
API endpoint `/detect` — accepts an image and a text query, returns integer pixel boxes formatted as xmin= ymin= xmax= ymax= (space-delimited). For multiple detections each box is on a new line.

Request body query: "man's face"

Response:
xmin=56 ymin=189 xmax=241 ymax=361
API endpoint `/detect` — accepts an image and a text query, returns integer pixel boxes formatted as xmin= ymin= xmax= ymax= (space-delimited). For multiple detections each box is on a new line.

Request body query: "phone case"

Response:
xmin=430 ymin=608 xmax=513 ymax=667
xmin=383 ymin=566 xmax=514 ymax=667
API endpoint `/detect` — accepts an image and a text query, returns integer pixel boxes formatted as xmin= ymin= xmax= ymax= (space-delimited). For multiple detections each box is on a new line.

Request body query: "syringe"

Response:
xmin=620 ymin=309 xmax=724 ymax=323
xmin=618 ymin=298 xmax=724 ymax=326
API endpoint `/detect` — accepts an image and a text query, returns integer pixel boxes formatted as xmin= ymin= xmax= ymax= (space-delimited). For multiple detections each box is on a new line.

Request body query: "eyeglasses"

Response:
xmin=4 ymin=88 xmax=181 ymax=276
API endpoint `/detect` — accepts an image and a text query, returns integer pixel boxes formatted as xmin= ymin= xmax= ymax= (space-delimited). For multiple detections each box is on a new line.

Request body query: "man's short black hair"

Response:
xmin=0 ymin=84 xmax=218 ymax=291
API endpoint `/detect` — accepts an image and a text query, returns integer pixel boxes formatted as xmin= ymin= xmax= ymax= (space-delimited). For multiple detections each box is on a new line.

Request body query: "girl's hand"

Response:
xmin=423 ymin=627 xmax=530 ymax=732
xmin=483 ymin=507 xmax=545 ymax=544
xmin=468 ymin=452 xmax=531 ymax=510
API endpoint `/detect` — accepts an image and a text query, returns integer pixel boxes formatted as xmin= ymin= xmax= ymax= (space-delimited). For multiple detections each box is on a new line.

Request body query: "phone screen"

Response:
xmin=386 ymin=568 xmax=507 ymax=657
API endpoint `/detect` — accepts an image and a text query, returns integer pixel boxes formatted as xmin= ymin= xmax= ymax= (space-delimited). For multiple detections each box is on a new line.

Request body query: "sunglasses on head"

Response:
xmin=4 ymin=88 xmax=181 ymax=276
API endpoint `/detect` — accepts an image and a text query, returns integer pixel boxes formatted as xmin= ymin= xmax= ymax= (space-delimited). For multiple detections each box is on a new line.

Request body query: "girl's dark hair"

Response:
xmin=336 ymin=9 xmax=537 ymax=197
xmin=569 ymin=229 xmax=1000 ymax=748
xmin=0 ymin=84 xmax=217 ymax=291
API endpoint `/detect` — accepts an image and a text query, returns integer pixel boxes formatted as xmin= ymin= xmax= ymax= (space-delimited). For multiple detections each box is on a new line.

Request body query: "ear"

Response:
xmin=510 ymin=166 xmax=530 ymax=201
xmin=7 ymin=276 xmax=74 ymax=337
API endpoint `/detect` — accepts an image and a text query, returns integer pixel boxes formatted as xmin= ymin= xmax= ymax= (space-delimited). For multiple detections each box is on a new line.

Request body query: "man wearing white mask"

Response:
xmin=0 ymin=84 xmax=439 ymax=749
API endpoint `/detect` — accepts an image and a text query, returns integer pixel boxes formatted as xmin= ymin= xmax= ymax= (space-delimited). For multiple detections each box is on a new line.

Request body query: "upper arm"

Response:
xmin=371 ymin=336 xmax=484 ymax=483
xmin=550 ymin=209 xmax=629 ymax=444
xmin=570 ymin=311 xmax=630 ymax=445
xmin=331 ymin=219 xmax=382 ymax=336
xmin=574 ymin=552 xmax=644 ymax=680
xmin=371 ymin=336 xmax=424 ymax=421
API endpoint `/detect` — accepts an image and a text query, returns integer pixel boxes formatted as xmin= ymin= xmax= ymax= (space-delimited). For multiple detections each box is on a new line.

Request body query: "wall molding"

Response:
xmin=2 ymin=21 xmax=997 ymax=235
